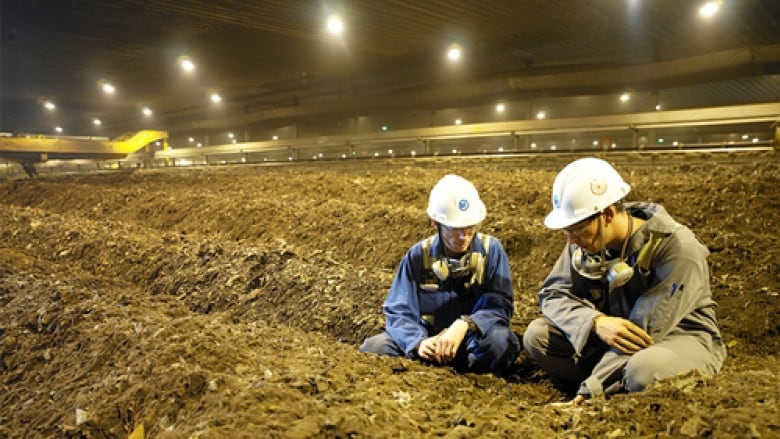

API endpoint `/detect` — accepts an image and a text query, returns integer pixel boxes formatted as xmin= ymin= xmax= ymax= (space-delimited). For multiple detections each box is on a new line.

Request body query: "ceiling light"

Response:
xmin=43 ymin=101 xmax=56 ymax=111
xmin=92 ymin=118 xmax=102 ymax=126
xmin=536 ymin=111 xmax=546 ymax=120
xmin=447 ymin=44 xmax=462 ymax=62
xmin=210 ymin=92 xmax=222 ymax=104
xmin=619 ymin=92 xmax=631 ymax=102
xmin=699 ymin=2 xmax=720 ymax=18
xmin=228 ymin=132 xmax=234 ymax=139
xmin=188 ymin=137 xmax=194 ymax=143
xmin=55 ymin=126 xmax=63 ymax=133
xmin=272 ymin=135 xmax=279 ymax=140
xmin=179 ymin=56 xmax=195 ymax=73
xmin=454 ymin=118 xmax=462 ymax=125
xmin=100 ymin=81 xmax=115 ymax=94
xmin=142 ymin=107 xmax=152 ymax=116
xmin=326 ymin=14 xmax=344 ymax=35
xmin=495 ymin=103 xmax=506 ymax=113
xmin=655 ymin=104 xmax=662 ymax=111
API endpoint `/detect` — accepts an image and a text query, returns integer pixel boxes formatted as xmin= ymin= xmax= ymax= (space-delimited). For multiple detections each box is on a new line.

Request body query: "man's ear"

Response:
xmin=602 ymin=205 xmax=616 ymax=224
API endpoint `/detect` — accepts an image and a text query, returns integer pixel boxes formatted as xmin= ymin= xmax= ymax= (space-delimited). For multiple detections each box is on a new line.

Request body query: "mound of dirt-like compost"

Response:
xmin=1 ymin=152 xmax=778 ymax=438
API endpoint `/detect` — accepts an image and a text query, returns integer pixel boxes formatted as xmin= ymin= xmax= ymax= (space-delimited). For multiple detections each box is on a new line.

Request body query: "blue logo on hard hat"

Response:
xmin=553 ymin=194 xmax=561 ymax=209
xmin=458 ymin=199 xmax=470 ymax=211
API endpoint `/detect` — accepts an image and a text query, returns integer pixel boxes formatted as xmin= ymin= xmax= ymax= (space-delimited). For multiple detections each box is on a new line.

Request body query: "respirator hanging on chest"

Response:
xmin=572 ymin=247 xmax=634 ymax=291
xmin=431 ymin=252 xmax=483 ymax=282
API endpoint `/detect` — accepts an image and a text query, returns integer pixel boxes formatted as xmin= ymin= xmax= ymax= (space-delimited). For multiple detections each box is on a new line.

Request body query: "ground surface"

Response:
xmin=0 ymin=152 xmax=778 ymax=438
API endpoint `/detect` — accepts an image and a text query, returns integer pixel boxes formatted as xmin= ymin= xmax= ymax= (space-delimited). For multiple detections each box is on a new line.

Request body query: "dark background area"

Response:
xmin=2 ymin=1 xmax=779 ymax=145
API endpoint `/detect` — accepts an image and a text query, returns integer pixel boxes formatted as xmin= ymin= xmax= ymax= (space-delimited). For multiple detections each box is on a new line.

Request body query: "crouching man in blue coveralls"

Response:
xmin=524 ymin=158 xmax=726 ymax=405
xmin=360 ymin=174 xmax=521 ymax=374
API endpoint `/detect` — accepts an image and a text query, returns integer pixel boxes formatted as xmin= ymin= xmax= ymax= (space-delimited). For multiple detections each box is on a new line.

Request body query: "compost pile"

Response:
xmin=0 ymin=152 xmax=778 ymax=438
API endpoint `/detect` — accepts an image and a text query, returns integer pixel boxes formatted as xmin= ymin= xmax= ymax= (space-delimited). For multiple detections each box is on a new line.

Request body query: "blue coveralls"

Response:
xmin=360 ymin=233 xmax=520 ymax=374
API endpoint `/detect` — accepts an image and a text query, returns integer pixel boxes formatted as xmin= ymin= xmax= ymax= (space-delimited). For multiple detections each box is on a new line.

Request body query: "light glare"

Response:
xmin=327 ymin=15 xmax=344 ymax=35
xmin=447 ymin=44 xmax=462 ymax=61
xmin=180 ymin=57 xmax=195 ymax=73
xmin=699 ymin=2 xmax=720 ymax=18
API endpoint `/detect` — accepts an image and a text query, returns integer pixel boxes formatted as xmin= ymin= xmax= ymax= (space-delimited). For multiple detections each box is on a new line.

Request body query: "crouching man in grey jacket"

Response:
xmin=524 ymin=157 xmax=726 ymax=404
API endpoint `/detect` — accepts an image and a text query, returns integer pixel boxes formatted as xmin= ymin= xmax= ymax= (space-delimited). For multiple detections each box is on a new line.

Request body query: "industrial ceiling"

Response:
xmin=2 ymin=0 xmax=779 ymax=145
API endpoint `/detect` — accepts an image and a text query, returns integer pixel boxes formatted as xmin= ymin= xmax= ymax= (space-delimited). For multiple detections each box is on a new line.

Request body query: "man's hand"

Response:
xmin=592 ymin=315 xmax=654 ymax=354
xmin=416 ymin=336 xmax=439 ymax=361
xmin=434 ymin=319 xmax=468 ymax=363
xmin=416 ymin=320 xmax=468 ymax=364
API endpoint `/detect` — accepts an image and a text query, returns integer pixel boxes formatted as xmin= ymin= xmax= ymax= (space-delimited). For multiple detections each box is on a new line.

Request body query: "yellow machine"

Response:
xmin=0 ymin=130 xmax=168 ymax=176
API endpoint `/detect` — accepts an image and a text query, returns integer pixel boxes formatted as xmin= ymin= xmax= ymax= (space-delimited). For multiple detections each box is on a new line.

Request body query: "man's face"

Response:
xmin=563 ymin=213 xmax=602 ymax=253
xmin=437 ymin=223 xmax=477 ymax=255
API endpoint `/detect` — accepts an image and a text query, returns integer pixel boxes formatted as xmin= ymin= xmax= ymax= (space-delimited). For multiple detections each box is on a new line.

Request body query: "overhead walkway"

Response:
xmin=153 ymin=102 xmax=779 ymax=166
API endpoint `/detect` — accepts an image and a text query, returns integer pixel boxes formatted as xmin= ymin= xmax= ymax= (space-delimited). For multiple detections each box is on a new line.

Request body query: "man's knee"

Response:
xmin=624 ymin=347 xmax=675 ymax=392
xmin=358 ymin=336 xmax=380 ymax=354
xmin=359 ymin=332 xmax=401 ymax=356
xmin=522 ymin=318 xmax=549 ymax=358
xmin=467 ymin=325 xmax=520 ymax=373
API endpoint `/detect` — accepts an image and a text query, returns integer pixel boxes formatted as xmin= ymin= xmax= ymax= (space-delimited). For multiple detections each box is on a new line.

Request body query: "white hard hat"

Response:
xmin=427 ymin=174 xmax=487 ymax=228
xmin=544 ymin=157 xmax=631 ymax=229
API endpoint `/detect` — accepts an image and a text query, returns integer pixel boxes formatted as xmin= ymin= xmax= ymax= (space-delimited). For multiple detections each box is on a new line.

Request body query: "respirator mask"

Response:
xmin=571 ymin=214 xmax=636 ymax=291
xmin=572 ymin=247 xmax=634 ymax=291
xmin=432 ymin=252 xmax=483 ymax=282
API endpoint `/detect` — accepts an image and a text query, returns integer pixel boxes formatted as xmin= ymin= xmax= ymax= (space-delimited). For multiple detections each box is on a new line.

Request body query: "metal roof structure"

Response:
xmin=2 ymin=0 xmax=779 ymax=146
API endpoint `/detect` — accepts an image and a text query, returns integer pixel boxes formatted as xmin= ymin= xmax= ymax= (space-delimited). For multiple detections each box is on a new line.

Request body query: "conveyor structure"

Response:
xmin=0 ymin=130 xmax=168 ymax=177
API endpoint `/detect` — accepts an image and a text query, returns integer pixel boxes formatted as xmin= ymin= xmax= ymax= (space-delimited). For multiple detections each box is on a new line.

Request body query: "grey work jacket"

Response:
xmin=539 ymin=202 xmax=724 ymax=397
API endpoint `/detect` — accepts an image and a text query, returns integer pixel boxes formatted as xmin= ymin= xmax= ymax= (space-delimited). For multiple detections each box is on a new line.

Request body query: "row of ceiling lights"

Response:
xmin=39 ymin=54 xmax=222 ymax=135
xmin=177 ymin=91 xmax=650 ymax=147
xmin=35 ymin=1 xmax=722 ymax=138
xmin=174 ymin=135 xmax=764 ymax=165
